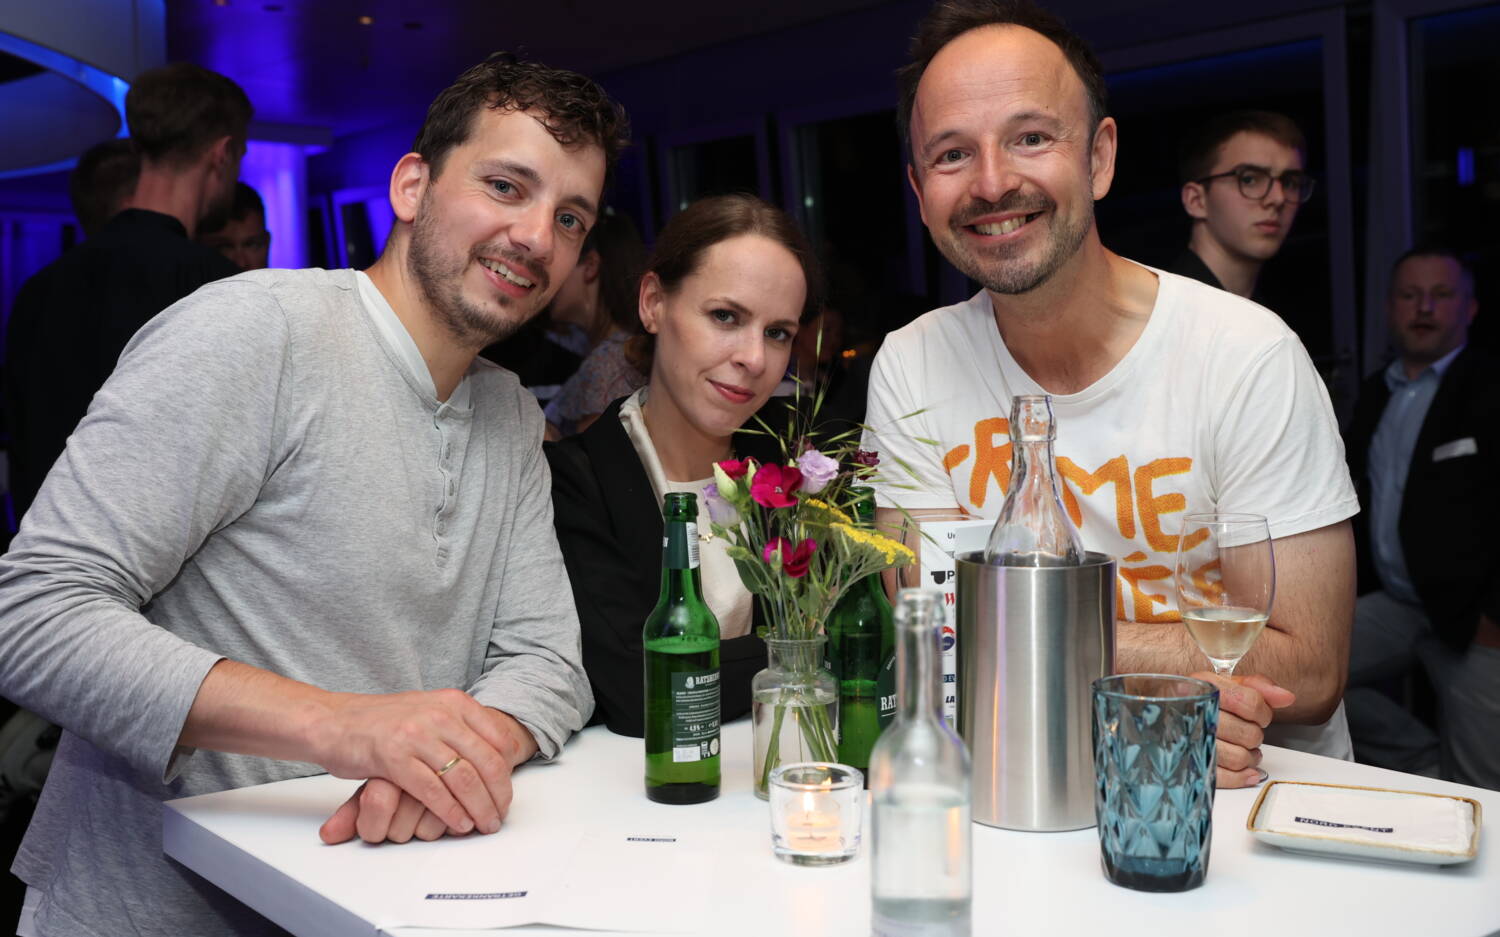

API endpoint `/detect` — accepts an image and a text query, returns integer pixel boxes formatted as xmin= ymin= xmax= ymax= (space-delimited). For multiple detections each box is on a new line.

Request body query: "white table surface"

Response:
xmin=164 ymin=719 xmax=1500 ymax=937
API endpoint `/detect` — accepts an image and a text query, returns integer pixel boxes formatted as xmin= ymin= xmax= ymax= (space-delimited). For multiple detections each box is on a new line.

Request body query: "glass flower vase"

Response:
xmin=752 ymin=636 xmax=839 ymax=799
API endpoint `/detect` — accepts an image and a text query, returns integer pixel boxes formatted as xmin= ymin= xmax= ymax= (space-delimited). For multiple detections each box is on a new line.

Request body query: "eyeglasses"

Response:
xmin=1196 ymin=165 xmax=1316 ymax=204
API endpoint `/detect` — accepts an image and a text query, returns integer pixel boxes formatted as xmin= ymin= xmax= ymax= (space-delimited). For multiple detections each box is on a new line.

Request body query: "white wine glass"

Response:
xmin=1174 ymin=513 xmax=1275 ymax=676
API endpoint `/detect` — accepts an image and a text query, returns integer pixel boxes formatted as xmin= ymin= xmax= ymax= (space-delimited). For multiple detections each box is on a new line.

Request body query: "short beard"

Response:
xmin=937 ymin=189 xmax=1092 ymax=295
xmin=406 ymin=191 xmax=548 ymax=348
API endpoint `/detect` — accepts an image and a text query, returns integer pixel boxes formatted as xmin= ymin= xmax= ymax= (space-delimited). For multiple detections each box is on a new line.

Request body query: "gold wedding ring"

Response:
xmin=436 ymin=755 xmax=463 ymax=777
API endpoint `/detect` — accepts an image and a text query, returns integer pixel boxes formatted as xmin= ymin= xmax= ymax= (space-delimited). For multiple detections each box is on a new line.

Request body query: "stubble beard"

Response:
xmin=407 ymin=194 xmax=549 ymax=348
xmin=938 ymin=189 xmax=1092 ymax=296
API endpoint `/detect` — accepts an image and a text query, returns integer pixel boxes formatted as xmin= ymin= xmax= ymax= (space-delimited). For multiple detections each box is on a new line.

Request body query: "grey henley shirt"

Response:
xmin=0 ymin=267 xmax=591 ymax=936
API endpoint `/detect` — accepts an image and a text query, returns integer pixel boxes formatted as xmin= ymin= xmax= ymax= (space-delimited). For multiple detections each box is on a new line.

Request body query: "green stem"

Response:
xmin=759 ymin=698 xmax=789 ymax=793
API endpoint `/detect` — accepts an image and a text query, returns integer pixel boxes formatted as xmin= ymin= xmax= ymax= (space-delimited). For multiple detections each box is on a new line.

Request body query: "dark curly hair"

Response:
xmin=413 ymin=52 xmax=629 ymax=181
xmin=896 ymin=0 xmax=1106 ymax=161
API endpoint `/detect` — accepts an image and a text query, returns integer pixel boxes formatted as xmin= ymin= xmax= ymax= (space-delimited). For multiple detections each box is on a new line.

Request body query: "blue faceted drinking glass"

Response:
xmin=1091 ymin=674 xmax=1219 ymax=892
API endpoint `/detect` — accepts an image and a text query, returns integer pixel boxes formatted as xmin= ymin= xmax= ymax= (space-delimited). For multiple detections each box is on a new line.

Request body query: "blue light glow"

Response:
xmin=241 ymin=141 xmax=310 ymax=269
xmin=1457 ymin=147 xmax=1475 ymax=187
xmin=0 ymin=30 xmax=130 ymax=178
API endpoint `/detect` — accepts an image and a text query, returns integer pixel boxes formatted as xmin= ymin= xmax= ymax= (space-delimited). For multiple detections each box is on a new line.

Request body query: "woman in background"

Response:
xmin=546 ymin=194 xmax=822 ymax=736
xmin=543 ymin=209 xmax=648 ymax=439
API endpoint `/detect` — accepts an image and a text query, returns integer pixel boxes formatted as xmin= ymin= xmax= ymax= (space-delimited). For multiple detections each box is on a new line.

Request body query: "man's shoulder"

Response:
xmin=135 ymin=268 xmax=358 ymax=356
xmin=877 ymin=292 xmax=992 ymax=362
xmin=1446 ymin=346 xmax=1500 ymax=390
xmin=1151 ymin=267 xmax=1298 ymax=358
xmin=180 ymin=267 xmax=356 ymax=314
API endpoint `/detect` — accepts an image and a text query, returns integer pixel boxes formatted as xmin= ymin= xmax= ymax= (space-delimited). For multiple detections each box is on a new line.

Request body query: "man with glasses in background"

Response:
xmin=1170 ymin=111 xmax=1314 ymax=301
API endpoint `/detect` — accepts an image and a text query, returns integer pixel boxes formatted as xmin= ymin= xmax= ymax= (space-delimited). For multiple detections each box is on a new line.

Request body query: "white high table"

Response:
xmin=164 ymin=720 xmax=1500 ymax=937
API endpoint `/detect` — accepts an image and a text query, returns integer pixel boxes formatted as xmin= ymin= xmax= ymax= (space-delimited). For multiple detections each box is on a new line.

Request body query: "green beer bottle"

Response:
xmin=826 ymin=486 xmax=896 ymax=776
xmin=644 ymin=492 xmax=721 ymax=804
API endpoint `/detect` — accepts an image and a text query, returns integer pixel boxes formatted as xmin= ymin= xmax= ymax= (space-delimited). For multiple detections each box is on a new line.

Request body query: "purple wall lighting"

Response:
xmin=240 ymin=140 xmax=310 ymax=269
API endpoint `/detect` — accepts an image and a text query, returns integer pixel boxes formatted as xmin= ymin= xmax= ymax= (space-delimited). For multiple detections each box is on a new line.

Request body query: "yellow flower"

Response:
xmin=799 ymin=497 xmax=853 ymax=525
xmin=831 ymin=522 xmax=915 ymax=566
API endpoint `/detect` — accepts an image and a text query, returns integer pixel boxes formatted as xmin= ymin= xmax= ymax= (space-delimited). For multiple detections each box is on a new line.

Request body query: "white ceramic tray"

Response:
xmin=1246 ymin=780 xmax=1481 ymax=866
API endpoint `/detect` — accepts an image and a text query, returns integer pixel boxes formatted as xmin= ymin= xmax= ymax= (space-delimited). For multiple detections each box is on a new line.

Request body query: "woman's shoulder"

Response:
xmin=546 ymin=396 xmax=656 ymax=512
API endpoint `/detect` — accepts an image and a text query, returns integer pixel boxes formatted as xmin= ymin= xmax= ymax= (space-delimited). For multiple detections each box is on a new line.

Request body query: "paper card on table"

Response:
xmin=547 ymin=831 xmax=716 ymax=933
xmin=371 ymin=832 xmax=581 ymax=931
xmin=373 ymin=831 xmax=712 ymax=933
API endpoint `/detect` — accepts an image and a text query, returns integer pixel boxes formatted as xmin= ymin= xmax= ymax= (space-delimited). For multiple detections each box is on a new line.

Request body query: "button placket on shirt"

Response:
xmin=430 ymin=404 xmax=473 ymax=567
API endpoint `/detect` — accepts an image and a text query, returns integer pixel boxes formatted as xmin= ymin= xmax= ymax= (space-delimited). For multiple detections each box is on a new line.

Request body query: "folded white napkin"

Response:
xmin=1257 ymin=783 xmax=1475 ymax=854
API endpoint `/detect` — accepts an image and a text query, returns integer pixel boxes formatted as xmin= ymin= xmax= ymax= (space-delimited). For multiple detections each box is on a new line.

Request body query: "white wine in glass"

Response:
xmin=1175 ymin=514 xmax=1275 ymax=676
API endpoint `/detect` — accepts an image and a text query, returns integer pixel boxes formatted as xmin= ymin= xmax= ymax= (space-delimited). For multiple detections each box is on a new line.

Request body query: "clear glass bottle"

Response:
xmin=825 ymin=486 xmax=895 ymax=777
xmin=869 ymin=590 xmax=972 ymax=937
xmin=983 ymin=394 xmax=1085 ymax=566
xmin=643 ymin=492 xmax=721 ymax=804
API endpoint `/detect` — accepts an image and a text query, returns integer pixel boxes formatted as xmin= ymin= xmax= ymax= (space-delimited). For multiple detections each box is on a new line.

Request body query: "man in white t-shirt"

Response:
xmin=865 ymin=0 xmax=1359 ymax=786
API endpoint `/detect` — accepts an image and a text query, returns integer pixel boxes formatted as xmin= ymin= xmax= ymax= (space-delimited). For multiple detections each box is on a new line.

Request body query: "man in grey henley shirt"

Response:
xmin=0 ymin=54 xmax=629 ymax=937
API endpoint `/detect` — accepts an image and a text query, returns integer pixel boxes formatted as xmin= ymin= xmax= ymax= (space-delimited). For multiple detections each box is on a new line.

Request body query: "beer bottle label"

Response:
xmin=669 ymin=668 xmax=720 ymax=762
xmin=877 ymin=652 xmax=897 ymax=729
xmin=662 ymin=523 xmax=700 ymax=570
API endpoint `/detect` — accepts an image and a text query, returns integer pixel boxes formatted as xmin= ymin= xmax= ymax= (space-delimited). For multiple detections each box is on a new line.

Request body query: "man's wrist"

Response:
xmin=487 ymin=707 xmax=540 ymax=766
xmin=294 ymin=687 xmax=348 ymax=766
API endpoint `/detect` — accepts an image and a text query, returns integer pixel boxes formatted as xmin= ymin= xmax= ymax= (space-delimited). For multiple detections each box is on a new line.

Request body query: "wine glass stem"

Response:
xmin=1214 ymin=661 xmax=1237 ymax=676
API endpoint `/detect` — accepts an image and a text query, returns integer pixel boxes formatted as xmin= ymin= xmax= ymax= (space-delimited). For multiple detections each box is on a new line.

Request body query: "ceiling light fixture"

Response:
xmin=357 ymin=14 xmax=374 ymax=25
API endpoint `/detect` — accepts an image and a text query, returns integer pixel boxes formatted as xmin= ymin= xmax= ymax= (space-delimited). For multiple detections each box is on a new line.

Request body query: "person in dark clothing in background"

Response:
xmin=67 ymin=139 xmax=141 ymax=238
xmin=1343 ymin=246 xmax=1500 ymax=790
xmin=198 ymin=181 xmax=272 ymax=271
xmin=4 ymin=63 xmax=250 ymax=528
xmin=1168 ymin=111 xmax=1313 ymax=302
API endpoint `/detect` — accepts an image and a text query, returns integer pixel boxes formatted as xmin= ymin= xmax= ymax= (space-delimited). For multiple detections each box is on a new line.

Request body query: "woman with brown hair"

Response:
xmin=546 ymin=194 xmax=822 ymax=737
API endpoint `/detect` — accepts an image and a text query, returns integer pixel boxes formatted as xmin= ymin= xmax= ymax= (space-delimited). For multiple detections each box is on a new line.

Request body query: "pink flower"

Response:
xmin=763 ymin=537 xmax=818 ymax=579
xmin=718 ymin=458 xmax=753 ymax=480
xmin=797 ymin=448 xmax=839 ymax=494
xmin=750 ymin=464 xmax=803 ymax=509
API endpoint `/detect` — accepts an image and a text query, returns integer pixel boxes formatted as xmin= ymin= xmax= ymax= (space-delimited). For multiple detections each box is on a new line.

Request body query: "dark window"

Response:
xmin=1099 ymin=41 xmax=1335 ymax=365
xmin=1411 ymin=3 xmax=1500 ymax=351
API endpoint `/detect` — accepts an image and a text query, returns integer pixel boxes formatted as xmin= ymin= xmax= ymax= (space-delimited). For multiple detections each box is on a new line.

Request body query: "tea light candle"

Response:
xmin=768 ymin=763 xmax=863 ymax=866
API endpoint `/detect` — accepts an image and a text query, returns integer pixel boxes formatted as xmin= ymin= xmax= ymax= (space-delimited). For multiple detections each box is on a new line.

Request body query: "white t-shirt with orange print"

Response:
xmin=862 ymin=264 xmax=1359 ymax=758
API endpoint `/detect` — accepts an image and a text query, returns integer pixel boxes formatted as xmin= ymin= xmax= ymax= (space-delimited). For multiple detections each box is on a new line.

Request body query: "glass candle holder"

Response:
xmin=768 ymin=762 xmax=863 ymax=866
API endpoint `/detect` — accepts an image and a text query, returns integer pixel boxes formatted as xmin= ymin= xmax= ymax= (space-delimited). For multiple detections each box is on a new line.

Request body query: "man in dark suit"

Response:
xmin=1344 ymin=246 xmax=1500 ymax=790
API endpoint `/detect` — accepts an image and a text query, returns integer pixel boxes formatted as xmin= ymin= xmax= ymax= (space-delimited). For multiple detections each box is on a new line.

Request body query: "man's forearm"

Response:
xmin=177 ymin=659 xmax=338 ymax=763
xmin=179 ymin=659 xmax=540 ymax=770
xmin=1115 ymin=619 xmax=1333 ymax=724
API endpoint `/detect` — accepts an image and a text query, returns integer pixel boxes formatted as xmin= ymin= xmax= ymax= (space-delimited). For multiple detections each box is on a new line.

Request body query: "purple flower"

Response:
xmin=797 ymin=448 xmax=839 ymax=494
xmin=701 ymin=482 xmax=740 ymax=526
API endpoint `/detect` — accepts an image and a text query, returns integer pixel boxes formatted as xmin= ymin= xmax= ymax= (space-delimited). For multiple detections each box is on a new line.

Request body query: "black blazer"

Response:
xmin=545 ymin=396 xmax=781 ymax=737
xmin=1345 ymin=346 xmax=1500 ymax=649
